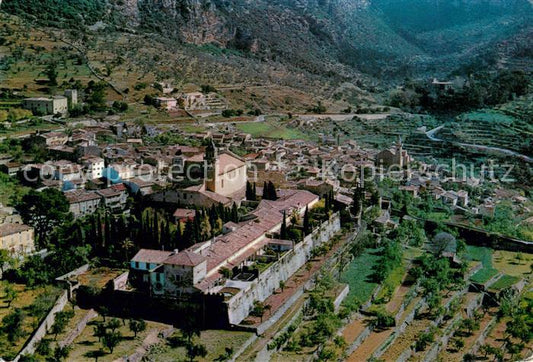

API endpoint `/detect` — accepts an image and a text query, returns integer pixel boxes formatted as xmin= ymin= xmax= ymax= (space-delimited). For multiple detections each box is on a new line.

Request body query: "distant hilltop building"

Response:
xmin=22 ymin=89 xmax=77 ymax=115
xmin=431 ymin=78 xmax=454 ymax=91
xmin=22 ymin=96 xmax=68 ymax=115
xmin=376 ymin=137 xmax=410 ymax=168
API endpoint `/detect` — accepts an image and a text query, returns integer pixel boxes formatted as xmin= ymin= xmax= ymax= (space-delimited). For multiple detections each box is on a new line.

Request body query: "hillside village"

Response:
xmin=0 ymin=88 xmax=531 ymax=360
xmin=0 ymin=4 xmax=531 ymax=361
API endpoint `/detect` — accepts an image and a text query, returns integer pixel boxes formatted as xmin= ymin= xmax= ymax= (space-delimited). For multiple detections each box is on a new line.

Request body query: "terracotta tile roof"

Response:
xmin=64 ymin=190 xmax=101 ymax=203
xmin=165 ymin=250 xmax=206 ymax=266
xmin=173 ymin=208 xmax=196 ymax=219
xmin=195 ymin=189 xmax=318 ymax=273
xmin=0 ymin=223 xmax=32 ymax=237
xmin=217 ymin=152 xmax=245 ymax=176
xmin=131 ymin=249 xmax=173 ymax=264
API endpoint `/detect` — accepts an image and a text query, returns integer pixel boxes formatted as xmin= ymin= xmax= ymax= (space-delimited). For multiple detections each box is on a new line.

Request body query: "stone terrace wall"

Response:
xmin=227 ymin=213 xmax=341 ymax=325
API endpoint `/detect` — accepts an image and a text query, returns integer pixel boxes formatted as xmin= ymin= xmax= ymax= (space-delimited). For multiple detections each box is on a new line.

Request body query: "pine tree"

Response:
xmin=280 ymin=211 xmax=287 ymax=239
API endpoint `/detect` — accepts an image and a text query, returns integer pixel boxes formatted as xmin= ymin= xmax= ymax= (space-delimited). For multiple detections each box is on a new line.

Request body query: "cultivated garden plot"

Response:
xmin=0 ymin=283 xmax=62 ymax=360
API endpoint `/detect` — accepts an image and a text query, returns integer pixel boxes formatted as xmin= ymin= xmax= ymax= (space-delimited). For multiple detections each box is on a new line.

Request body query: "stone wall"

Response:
xmin=14 ymin=290 xmax=69 ymax=361
xmin=334 ymin=284 xmax=350 ymax=312
xmin=227 ymin=213 xmax=341 ymax=325
xmin=112 ymin=271 xmax=129 ymax=290
xmin=55 ymin=263 xmax=90 ymax=299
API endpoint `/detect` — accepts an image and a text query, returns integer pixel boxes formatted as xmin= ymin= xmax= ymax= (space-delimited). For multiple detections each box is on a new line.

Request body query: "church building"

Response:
xmin=375 ymin=137 xmax=411 ymax=169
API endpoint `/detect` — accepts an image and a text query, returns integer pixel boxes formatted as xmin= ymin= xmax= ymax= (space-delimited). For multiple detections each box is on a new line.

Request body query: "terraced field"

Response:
xmin=434 ymin=110 xmax=532 ymax=155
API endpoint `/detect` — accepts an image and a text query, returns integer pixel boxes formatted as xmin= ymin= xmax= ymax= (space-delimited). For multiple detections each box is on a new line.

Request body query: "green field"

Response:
xmin=464 ymin=245 xmax=499 ymax=284
xmin=458 ymin=111 xmax=516 ymax=125
xmin=340 ymin=248 xmax=380 ymax=304
xmin=236 ymin=121 xmax=310 ymax=140
xmin=470 ymin=267 xmax=499 ymax=284
xmin=489 ymin=275 xmax=521 ymax=291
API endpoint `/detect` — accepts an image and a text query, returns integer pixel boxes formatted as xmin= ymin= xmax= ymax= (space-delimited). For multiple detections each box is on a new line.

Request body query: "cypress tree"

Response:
xmin=89 ymin=214 xmax=97 ymax=248
xmin=97 ymin=211 xmax=104 ymax=250
xmin=252 ymin=182 xmax=257 ymax=201
xmin=268 ymin=181 xmax=277 ymax=200
xmin=184 ymin=219 xmax=194 ymax=247
xmin=246 ymin=181 xmax=253 ymax=200
xmin=352 ymin=186 xmax=363 ymax=219
xmin=231 ymin=203 xmax=239 ymax=222
xmin=263 ymin=181 xmax=269 ymax=199
xmin=192 ymin=209 xmax=201 ymax=243
xmin=303 ymin=206 xmax=310 ymax=235
xmin=280 ymin=211 xmax=287 ymax=239
xmin=174 ymin=221 xmax=182 ymax=250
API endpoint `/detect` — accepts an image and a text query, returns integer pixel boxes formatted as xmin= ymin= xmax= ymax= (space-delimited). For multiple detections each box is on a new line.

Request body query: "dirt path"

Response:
xmin=58 ymin=309 xmax=98 ymax=349
xmin=342 ymin=317 xmax=366 ymax=345
xmin=114 ymin=326 xmax=174 ymax=362
xmin=386 ymin=285 xmax=410 ymax=313
xmin=346 ymin=328 xmax=393 ymax=361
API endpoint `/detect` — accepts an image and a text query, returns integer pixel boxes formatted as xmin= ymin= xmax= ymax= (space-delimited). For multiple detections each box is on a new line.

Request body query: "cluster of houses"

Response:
xmin=0 ymin=114 xmax=510 ymax=324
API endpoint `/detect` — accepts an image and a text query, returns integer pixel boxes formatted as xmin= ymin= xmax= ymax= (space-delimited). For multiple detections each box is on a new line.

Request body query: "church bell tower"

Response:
xmin=205 ymin=138 xmax=218 ymax=192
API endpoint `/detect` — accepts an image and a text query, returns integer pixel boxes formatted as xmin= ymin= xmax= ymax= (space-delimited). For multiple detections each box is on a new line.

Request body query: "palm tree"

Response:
xmin=120 ymin=238 xmax=134 ymax=261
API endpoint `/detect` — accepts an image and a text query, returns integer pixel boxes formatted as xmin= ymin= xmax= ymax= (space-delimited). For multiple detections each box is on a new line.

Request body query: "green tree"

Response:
xmin=451 ymin=337 xmax=464 ymax=351
xmin=87 ymin=82 xmax=108 ymax=111
xmin=102 ymin=331 xmax=122 ymax=353
xmin=93 ymin=321 xmax=107 ymax=342
xmin=186 ymin=342 xmax=208 ymax=362
xmin=4 ymin=283 xmax=17 ymax=307
xmin=52 ymin=346 xmax=71 ymax=361
xmin=280 ymin=211 xmax=287 ymax=240
xmin=303 ymin=206 xmax=311 ymax=235
xmin=250 ymin=301 xmax=266 ymax=322
xmin=106 ymin=318 xmax=121 ymax=333
xmin=17 ymin=189 xmax=71 ymax=246
xmin=45 ymin=61 xmax=58 ymax=86
xmin=129 ymin=319 xmax=146 ymax=338
xmin=51 ymin=311 xmax=71 ymax=340
xmin=1 ymin=308 xmax=24 ymax=342
xmin=246 ymin=181 xmax=256 ymax=201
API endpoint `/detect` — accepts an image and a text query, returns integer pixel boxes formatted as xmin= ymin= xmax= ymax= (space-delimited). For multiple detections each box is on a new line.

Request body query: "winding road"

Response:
xmin=425 ymin=125 xmax=533 ymax=163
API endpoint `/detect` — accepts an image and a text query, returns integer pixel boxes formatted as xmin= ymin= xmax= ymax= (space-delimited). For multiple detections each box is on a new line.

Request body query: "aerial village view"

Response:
xmin=0 ymin=0 xmax=531 ymax=361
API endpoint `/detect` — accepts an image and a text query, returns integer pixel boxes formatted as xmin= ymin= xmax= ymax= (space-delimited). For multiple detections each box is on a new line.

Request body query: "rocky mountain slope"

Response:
xmin=2 ymin=0 xmax=531 ymax=81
